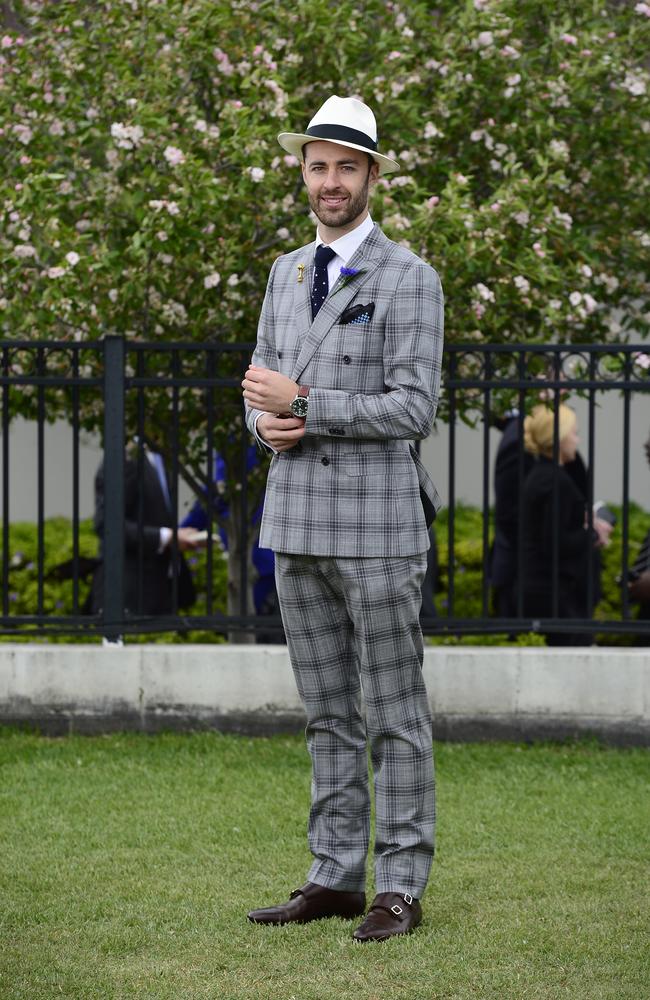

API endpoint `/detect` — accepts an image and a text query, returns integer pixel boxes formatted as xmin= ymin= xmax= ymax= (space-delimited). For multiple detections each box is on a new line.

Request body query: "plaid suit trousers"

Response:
xmin=275 ymin=552 xmax=435 ymax=898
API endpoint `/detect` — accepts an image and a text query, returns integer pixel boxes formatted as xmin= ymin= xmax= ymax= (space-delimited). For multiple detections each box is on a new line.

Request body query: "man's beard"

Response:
xmin=308 ymin=176 xmax=370 ymax=229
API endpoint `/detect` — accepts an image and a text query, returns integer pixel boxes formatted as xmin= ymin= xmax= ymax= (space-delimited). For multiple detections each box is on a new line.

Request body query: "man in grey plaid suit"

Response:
xmin=243 ymin=96 xmax=443 ymax=942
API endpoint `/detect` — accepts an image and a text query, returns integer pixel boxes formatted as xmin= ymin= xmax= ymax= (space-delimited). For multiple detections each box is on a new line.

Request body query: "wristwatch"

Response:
xmin=289 ymin=385 xmax=310 ymax=418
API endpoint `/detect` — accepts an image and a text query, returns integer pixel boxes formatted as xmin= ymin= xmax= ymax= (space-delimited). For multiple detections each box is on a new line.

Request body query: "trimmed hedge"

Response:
xmin=1 ymin=517 xmax=228 ymax=644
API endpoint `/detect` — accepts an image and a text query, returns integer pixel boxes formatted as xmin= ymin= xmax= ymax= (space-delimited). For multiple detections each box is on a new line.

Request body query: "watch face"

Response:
xmin=290 ymin=396 xmax=309 ymax=418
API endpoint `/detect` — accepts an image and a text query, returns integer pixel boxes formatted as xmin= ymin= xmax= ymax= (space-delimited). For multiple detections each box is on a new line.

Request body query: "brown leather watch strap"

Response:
xmin=297 ymin=385 xmax=310 ymax=398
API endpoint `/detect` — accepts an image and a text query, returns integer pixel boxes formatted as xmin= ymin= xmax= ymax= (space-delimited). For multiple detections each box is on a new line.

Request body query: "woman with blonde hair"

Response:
xmin=521 ymin=404 xmax=610 ymax=645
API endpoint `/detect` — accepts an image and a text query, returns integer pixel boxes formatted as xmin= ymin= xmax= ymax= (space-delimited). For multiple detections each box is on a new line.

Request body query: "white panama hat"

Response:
xmin=277 ymin=95 xmax=400 ymax=175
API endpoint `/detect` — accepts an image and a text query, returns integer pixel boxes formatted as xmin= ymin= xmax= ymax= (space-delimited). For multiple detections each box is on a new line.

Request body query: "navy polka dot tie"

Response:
xmin=311 ymin=244 xmax=337 ymax=319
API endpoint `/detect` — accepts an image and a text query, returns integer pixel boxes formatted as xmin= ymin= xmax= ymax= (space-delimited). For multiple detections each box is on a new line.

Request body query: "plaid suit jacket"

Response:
xmin=245 ymin=223 xmax=444 ymax=557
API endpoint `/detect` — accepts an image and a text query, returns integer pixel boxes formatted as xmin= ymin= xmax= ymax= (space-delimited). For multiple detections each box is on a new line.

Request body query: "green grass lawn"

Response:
xmin=0 ymin=731 xmax=648 ymax=1000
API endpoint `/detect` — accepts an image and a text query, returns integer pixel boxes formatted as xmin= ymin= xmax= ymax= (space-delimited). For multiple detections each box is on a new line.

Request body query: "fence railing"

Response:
xmin=1 ymin=337 xmax=649 ymax=642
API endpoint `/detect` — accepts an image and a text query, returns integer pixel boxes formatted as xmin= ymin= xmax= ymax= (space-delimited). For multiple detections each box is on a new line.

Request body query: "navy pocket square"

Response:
xmin=340 ymin=302 xmax=375 ymax=326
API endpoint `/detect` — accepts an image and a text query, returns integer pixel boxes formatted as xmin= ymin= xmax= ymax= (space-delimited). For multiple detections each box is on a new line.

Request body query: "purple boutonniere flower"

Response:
xmin=333 ymin=265 xmax=364 ymax=295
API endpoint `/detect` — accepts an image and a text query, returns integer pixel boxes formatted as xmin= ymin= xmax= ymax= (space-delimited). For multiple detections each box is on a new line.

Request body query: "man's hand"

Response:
xmin=171 ymin=527 xmax=204 ymax=552
xmin=242 ymin=366 xmax=298 ymax=414
xmin=257 ymin=413 xmax=305 ymax=452
xmin=593 ymin=516 xmax=613 ymax=548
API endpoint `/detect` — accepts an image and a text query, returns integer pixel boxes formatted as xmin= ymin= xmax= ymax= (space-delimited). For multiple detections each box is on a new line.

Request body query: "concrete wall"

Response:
xmin=1 ymin=644 xmax=649 ymax=745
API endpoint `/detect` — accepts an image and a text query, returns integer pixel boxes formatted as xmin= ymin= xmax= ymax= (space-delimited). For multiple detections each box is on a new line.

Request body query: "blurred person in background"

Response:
xmin=521 ymin=404 xmax=611 ymax=645
xmin=627 ymin=428 xmax=650 ymax=638
xmin=91 ymin=442 xmax=198 ymax=618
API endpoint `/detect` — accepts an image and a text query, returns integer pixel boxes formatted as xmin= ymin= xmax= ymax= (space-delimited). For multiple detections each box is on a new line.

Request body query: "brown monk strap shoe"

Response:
xmin=353 ymin=892 xmax=422 ymax=942
xmin=247 ymin=882 xmax=366 ymax=925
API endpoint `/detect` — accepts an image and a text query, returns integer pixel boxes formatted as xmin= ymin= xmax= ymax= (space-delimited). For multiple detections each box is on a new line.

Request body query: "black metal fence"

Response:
xmin=1 ymin=337 xmax=649 ymax=642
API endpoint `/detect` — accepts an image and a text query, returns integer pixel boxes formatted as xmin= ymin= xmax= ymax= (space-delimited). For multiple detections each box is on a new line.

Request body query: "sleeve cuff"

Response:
xmin=159 ymin=527 xmax=172 ymax=553
xmin=253 ymin=412 xmax=278 ymax=454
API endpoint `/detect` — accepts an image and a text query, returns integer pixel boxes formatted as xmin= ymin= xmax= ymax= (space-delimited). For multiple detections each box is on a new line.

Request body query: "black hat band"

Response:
xmin=304 ymin=123 xmax=378 ymax=152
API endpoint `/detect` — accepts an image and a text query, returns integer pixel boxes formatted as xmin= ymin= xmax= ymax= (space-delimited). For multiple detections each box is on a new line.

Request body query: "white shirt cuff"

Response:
xmin=159 ymin=526 xmax=172 ymax=553
xmin=254 ymin=412 xmax=278 ymax=454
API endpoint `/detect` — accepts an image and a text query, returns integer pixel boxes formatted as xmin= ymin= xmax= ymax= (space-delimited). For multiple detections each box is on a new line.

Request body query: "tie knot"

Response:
xmin=315 ymin=244 xmax=336 ymax=267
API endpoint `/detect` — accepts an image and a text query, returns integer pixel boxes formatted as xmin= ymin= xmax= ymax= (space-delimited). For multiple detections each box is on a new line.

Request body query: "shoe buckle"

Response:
xmin=404 ymin=893 xmax=413 ymax=906
xmin=391 ymin=903 xmax=403 ymax=915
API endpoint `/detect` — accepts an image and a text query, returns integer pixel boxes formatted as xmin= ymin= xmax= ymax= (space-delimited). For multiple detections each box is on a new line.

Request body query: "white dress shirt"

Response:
xmin=316 ymin=212 xmax=374 ymax=292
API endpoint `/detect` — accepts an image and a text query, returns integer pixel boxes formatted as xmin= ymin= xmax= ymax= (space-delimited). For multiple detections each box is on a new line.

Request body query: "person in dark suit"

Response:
xmin=490 ymin=413 xmax=534 ymax=618
xmin=521 ymin=405 xmax=611 ymax=645
xmin=91 ymin=444 xmax=198 ymax=617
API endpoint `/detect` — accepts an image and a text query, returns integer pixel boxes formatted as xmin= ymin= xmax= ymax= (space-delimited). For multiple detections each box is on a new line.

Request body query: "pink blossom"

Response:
xmin=426 ymin=196 xmax=439 ymax=208
xmin=213 ymin=47 xmax=234 ymax=75
xmin=580 ymin=49 xmax=593 ymax=56
xmin=387 ymin=50 xmax=402 ymax=60
xmin=634 ymin=352 xmax=650 ymax=369
xmin=532 ymin=242 xmax=545 ymax=258
xmin=65 ymin=252 xmax=80 ymax=267
xmin=490 ymin=202 xmax=501 ymax=213
xmin=14 ymin=244 xmax=36 ymax=259
xmin=19 ymin=155 xmax=31 ymax=165
xmin=560 ymin=33 xmax=578 ymax=45
xmin=47 ymin=267 xmax=66 ymax=279
xmin=476 ymin=31 xmax=494 ymax=47
xmin=473 ymin=302 xmax=486 ymax=319
xmin=110 ymin=122 xmax=143 ymax=149
xmin=423 ymin=122 xmax=441 ymax=139
xmin=247 ymin=166 xmax=265 ymax=182
xmin=163 ymin=145 xmax=185 ymax=167
xmin=13 ymin=124 xmax=33 ymax=145
xmin=283 ymin=154 xmax=299 ymax=167
xmin=474 ymin=282 xmax=495 ymax=302
xmin=513 ymin=275 xmax=530 ymax=294
xmin=634 ymin=2 xmax=650 ymax=14
xmin=204 ymin=272 xmax=221 ymax=289
xmin=1 ymin=35 xmax=13 ymax=48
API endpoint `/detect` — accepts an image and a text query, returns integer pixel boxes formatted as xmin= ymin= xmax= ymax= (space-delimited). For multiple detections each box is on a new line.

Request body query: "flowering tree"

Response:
xmin=1 ymin=0 xmax=649 ymax=611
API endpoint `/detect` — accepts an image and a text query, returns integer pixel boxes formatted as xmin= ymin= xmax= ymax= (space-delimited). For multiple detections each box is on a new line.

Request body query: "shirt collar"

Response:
xmin=315 ymin=214 xmax=374 ymax=265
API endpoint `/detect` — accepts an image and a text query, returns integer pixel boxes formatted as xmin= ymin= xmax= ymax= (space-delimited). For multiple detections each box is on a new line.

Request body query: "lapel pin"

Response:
xmin=297 ymin=264 xmax=305 ymax=283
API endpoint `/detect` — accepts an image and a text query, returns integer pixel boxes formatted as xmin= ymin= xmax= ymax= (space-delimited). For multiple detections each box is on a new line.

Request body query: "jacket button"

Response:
xmin=343 ymin=355 xmax=351 ymax=364
xmin=277 ymin=350 xmax=283 ymax=359
xmin=321 ymin=457 xmax=330 ymax=466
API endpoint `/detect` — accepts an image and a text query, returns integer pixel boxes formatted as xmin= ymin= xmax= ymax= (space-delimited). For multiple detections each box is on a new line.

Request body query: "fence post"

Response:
xmin=102 ymin=336 xmax=125 ymax=641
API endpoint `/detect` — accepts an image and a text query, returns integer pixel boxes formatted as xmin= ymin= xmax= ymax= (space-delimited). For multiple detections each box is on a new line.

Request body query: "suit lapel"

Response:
xmin=290 ymin=225 xmax=392 ymax=383
xmin=293 ymin=242 xmax=316 ymax=347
